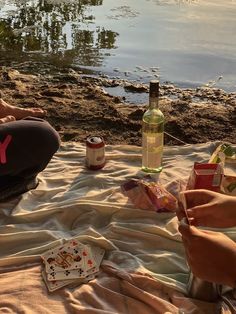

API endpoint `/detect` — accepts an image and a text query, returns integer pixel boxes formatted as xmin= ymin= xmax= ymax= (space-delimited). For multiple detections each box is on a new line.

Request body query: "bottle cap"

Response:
xmin=149 ymin=80 xmax=159 ymax=98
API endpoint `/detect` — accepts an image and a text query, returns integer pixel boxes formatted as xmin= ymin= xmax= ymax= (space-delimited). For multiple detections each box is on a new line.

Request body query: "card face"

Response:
xmin=90 ymin=246 xmax=105 ymax=268
xmin=86 ymin=246 xmax=105 ymax=275
xmin=179 ymin=192 xmax=190 ymax=225
xmin=47 ymin=266 xmax=87 ymax=281
xmin=41 ymin=240 xmax=105 ymax=290
xmin=42 ymin=241 xmax=85 ymax=273
xmin=42 ymin=270 xmax=95 ymax=292
xmin=82 ymin=246 xmax=96 ymax=272
xmin=47 ymin=246 xmax=105 ymax=281
xmin=42 ymin=270 xmax=77 ymax=292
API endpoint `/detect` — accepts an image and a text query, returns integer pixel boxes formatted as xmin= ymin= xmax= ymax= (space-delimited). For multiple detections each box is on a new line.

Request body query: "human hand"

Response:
xmin=179 ymin=222 xmax=236 ymax=287
xmin=180 ymin=189 xmax=236 ymax=228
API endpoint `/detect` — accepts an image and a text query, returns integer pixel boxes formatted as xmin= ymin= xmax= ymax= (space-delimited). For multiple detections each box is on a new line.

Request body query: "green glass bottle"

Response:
xmin=142 ymin=80 xmax=164 ymax=173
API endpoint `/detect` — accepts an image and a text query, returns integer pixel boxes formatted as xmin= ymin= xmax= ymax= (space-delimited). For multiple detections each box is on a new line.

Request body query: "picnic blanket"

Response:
xmin=0 ymin=141 xmax=235 ymax=313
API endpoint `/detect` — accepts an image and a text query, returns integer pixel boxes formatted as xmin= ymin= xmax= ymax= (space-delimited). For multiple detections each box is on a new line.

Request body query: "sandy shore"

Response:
xmin=0 ymin=67 xmax=235 ymax=146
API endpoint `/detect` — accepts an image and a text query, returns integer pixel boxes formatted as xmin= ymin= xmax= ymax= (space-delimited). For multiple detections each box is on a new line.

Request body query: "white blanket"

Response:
xmin=0 ymin=141 xmax=235 ymax=313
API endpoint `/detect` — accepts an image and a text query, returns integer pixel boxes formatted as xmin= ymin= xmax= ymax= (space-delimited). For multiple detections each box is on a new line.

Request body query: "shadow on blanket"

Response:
xmin=0 ymin=141 xmax=235 ymax=313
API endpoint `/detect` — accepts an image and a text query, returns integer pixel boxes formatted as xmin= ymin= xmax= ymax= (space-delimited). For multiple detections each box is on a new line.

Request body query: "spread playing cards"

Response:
xmin=41 ymin=239 xmax=105 ymax=292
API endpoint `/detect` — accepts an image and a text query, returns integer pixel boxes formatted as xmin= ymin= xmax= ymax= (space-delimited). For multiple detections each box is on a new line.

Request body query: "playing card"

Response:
xmin=42 ymin=240 xmax=86 ymax=273
xmin=42 ymin=270 xmax=95 ymax=292
xmin=63 ymin=240 xmax=97 ymax=272
xmin=179 ymin=192 xmax=190 ymax=225
xmin=41 ymin=239 xmax=105 ymax=286
xmin=47 ymin=266 xmax=87 ymax=281
xmin=90 ymin=246 xmax=105 ymax=268
xmin=47 ymin=245 xmax=105 ymax=281
xmin=86 ymin=246 xmax=105 ymax=275
xmin=42 ymin=270 xmax=77 ymax=292
xmin=81 ymin=245 xmax=97 ymax=272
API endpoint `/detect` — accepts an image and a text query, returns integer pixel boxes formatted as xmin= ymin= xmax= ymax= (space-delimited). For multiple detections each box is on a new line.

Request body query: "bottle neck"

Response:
xmin=149 ymin=96 xmax=159 ymax=109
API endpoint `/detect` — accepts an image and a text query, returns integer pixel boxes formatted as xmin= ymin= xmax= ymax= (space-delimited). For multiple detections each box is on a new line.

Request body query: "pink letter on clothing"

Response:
xmin=0 ymin=135 xmax=12 ymax=164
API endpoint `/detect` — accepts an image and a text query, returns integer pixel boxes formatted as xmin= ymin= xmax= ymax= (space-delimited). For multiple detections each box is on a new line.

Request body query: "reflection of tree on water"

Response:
xmin=0 ymin=0 xmax=118 ymax=67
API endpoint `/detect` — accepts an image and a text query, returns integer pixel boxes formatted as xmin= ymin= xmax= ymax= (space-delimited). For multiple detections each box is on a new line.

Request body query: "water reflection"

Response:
xmin=0 ymin=0 xmax=118 ymax=67
xmin=1 ymin=0 xmax=235 ymax=91
xmin=149 ymin=0 xmax=197 ymax=4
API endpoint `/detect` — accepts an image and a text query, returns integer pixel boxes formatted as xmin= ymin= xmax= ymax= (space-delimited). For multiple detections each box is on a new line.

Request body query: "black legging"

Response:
xmin=0 ymin=117 xmax=60 ymax=196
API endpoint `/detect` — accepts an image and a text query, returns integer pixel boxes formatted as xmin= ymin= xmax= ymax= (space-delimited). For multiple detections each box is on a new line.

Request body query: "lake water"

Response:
xmin=0 ymin=0 xmax=236 ymax=92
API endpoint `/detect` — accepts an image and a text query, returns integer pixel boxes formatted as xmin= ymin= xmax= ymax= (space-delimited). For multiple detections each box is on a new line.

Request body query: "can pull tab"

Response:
xmin=90 ymin=137 xmax=102 ymax=144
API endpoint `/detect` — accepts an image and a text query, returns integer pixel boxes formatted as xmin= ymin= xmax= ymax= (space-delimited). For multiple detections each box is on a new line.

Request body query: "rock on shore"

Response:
xmin=0 ymin=68 xmax=235 ymax=146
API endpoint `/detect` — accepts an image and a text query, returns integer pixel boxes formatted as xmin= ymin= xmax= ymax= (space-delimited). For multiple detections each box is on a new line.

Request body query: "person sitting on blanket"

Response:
xmin=178 ymin=189 xmax=236 ymax=288
xmin=0 ymin=98 xmax=60 ymax=200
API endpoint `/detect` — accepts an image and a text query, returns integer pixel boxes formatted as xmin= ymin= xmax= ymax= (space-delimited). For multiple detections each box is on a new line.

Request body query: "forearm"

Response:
xmin=224 ymin=196 xmax=236 ymax=227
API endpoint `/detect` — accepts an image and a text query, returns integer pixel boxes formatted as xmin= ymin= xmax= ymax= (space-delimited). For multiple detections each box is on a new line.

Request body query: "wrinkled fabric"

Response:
xmin=0 ymin=141 xmax=235 ymax=313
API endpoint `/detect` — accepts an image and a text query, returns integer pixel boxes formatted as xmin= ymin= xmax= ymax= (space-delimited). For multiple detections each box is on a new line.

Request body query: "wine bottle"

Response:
xmin=142 ymin=80 xmax=164 ymax=173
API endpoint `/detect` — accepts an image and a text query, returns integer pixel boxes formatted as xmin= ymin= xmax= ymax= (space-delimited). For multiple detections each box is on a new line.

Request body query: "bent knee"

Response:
xmin=10 ymin=119 xmax=60 ymax=158
xmin=40 ymin=121 xmax=61 ymax=156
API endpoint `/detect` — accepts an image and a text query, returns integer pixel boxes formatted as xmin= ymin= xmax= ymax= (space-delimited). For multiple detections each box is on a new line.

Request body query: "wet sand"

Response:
xmin=0 ymin=67 xmax=235 ymax=146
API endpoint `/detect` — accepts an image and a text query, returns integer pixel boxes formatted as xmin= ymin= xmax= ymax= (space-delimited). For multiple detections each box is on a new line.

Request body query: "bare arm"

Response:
xmin=179 ymin=223 xmax=236 ymax=287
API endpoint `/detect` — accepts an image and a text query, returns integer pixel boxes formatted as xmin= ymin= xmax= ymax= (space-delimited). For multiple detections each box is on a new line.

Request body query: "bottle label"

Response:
xmin=142 ymin=132 xmax=164 ymax=169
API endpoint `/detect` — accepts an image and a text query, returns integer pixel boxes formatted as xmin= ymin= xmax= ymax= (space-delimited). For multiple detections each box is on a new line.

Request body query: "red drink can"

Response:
xmin=86 ymin=136 xmax=106 ymax=170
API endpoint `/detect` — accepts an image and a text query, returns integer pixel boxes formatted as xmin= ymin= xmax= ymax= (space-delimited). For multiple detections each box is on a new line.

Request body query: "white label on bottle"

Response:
xmin=142 ymin=132 xmax=163 ymax=169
